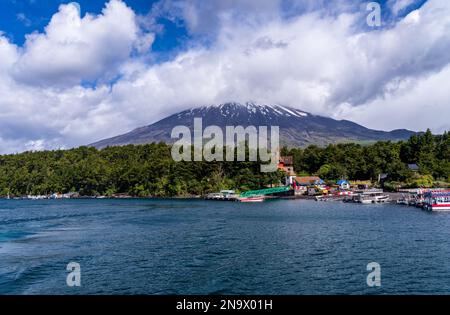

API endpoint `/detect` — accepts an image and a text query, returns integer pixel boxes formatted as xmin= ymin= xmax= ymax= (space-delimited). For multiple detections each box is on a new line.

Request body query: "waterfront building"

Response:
xmin=336 ymin=179 xmax=350 ymax=190
xmin=277 ymin=156 xmax=295 ymax=176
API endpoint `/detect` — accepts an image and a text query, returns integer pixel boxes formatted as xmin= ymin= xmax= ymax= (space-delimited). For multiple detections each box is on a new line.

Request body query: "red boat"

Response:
xmin=424 ymin=190 xmax=450 ymax=211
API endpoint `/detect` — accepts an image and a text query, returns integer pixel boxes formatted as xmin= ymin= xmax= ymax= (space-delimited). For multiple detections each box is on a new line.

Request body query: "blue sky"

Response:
xmin=0 ymin=0 xmax=448 ymax=153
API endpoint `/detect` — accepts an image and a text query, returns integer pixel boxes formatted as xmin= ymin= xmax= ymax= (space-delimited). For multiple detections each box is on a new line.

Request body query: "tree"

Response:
xmin=0 ymin=131 xmax=448 ymax=197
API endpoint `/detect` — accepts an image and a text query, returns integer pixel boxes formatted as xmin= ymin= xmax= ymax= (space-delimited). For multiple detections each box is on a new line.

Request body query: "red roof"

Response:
xmin=295 ymin=176 xmax=321 ymax=185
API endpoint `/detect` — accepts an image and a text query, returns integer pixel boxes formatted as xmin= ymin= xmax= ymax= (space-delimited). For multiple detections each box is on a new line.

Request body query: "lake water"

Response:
xmin=0 ymin=198 xmax=450 ymax=295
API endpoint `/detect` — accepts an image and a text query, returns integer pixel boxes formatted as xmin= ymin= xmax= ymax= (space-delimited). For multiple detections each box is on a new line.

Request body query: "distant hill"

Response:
xmin=90 ymin=102 xmax=415 ymax=148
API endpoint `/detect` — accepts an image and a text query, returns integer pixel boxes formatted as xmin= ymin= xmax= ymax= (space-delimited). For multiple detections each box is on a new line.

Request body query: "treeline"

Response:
xmin=0 ymin=130 xmax=448 ymax=197
xmin=283 ymin=130 xmax=450 ymax=189
xmin=0 ymin=143 xmax=283 ymax=197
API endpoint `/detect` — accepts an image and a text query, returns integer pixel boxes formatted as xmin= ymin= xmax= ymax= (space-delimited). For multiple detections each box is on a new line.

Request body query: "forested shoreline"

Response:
xmin=0 ymin=130 xmax=448 ymax=197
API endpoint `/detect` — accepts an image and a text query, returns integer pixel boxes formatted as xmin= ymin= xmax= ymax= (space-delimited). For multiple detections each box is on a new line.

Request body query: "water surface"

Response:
xmin=0 ymin=199 xmax=449 ymax=294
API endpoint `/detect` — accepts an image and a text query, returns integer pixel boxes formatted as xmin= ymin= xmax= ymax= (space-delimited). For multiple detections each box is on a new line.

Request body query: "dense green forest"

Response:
xmin=0 ymin=142 xmax=284 ymax=197
xmin=284 ymin=130 xmax=450 ymax=189
xmin=0 ymin=130 xmax=448 ymax=197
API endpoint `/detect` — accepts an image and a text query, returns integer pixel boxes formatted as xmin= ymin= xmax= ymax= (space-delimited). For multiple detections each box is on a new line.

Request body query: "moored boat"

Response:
xmin=396 ymin=197 xmax=408 ymax=205
xmin=353 ymin=189 xmax=390 ymax=204
xmin=374 ymin=195 xmax=390 ymax=203
xmin=238 ymin=195 xmax=265 ymax=203
xmin=423 ymin=191 xmax=450 ymax=211
xmin=316 ymin=190 xmax=354 ymax=202
xmin=205 ymin=190 xmax=238 ymax=201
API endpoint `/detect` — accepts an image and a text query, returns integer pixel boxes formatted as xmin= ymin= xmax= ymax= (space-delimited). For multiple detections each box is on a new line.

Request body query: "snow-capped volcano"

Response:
xmin=90 ymin=102 xmax=415 ymax=148
xmin=192 ymin=102 xmax=308 ymax=119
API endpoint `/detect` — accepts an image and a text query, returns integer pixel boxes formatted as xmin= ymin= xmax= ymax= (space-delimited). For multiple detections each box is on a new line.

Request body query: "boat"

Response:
xmin=374 ymin=194 xmax=390 ymax=203
xmin=205 ymin=192 xmax=225 ymax=200
xmin=205 ymin=190 xmax=238 ymax=201
xmin=238 ymin=195 xmax=265 ymax=203
xmin=316 ymin=191 xmax=354 ymax=202
xmin=353 ymin=189 xmax=390 ymax=204
xmin=27 ymin=194 xmax=48 ymax=200
xmin=396 ymin=197 xmax=409 ymax=205
xmin=397 ymin=189 xmax=425 ymax=207
xmin=359 ymin=198 xmax=374 ymax=204
xmin=423 ymin=190 xmax=450 ymax=211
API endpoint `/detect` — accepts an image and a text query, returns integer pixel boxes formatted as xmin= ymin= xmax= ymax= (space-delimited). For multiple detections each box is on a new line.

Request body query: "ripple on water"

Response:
xmin=1 ymin=199 xmax=450 ymax=294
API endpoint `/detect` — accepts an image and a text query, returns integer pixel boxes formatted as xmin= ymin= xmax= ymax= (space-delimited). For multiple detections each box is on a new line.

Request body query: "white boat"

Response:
xmin=374 ymin=195 xmax=390 ymax=203
xmin=354 ymin=190 xmax=390 ymax=204
xmin=205 ymin=193 xmax=224 ymax=200
xmin=238 ymin=195 xmax=265 ymax=203
xmin=27 ymin=195 xmax=48 ymax=200
xmin=316 ymin=191 xmax=354 ymax=202
xmin=359 ymin=198 xmax=373 ymax=204
xmin=205 ymin=190 xmax=238 ymax=201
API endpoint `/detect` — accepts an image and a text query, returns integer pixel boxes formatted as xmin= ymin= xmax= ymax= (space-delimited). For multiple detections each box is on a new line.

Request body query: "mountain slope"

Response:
xmin=90 ymin=102 xmax=415 ymax=148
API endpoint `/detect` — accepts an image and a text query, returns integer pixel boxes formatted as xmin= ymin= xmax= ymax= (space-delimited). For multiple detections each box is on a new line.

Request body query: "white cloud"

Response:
xmin=339 ymin=63 xmax=450 ymax=134
xmin=16 ymin=13 xmax=32 ymax=27
xmin=24 ymin=139 xmax=46 ymax=151
xmin=0 ymin=35 xmax=18 ymax=71
xmin=12 ymin=0 xmax=140 ymax=86
xmin=0 ymin=0 xmax=449 ymax=154
xmin=148 ymin=0 xmax=284 ymax=36
xmin=389 ymin=0 xmax=417 ymax=15
xmin=108 ymin=0 xmax=450 ymax=130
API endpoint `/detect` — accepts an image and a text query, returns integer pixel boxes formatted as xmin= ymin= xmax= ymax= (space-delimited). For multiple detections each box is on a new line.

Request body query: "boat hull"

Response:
xmin=238 ymin=196 xmax=265 ymax=203
xmin=424 ymin=204 xmax=450 ymax=211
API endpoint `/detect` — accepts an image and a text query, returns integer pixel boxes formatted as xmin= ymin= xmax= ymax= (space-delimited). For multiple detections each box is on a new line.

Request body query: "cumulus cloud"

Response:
xmin=148 ymin=0 xmax=284 ymax=36
xmin=108 ymin=0 xmax=450 ymax=125
xmin=340 ymin=63 xmax=450 ymax=134
xmin=0 ymin=35 xmax=18 ymax=71
xmin=0 ymin=0 xmax=449 ymax=154
xmin=12 ymin=0 xmax=140 ymax=86
xmin=389 ymin=0 xmax=418 ymax=15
